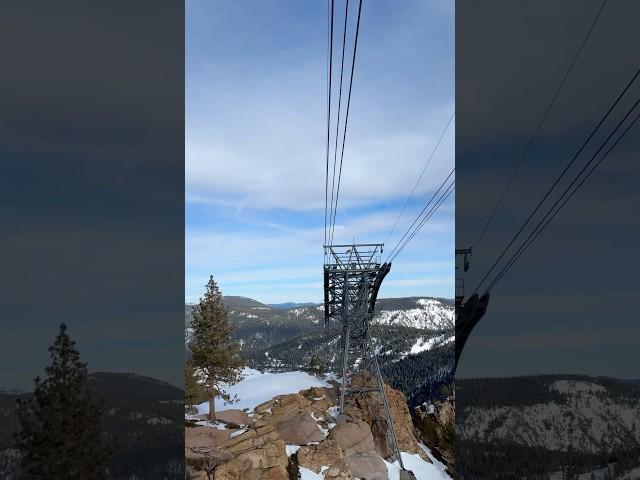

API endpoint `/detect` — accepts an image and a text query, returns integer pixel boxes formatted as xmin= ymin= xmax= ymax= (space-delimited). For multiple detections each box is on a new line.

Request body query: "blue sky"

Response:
xmin=186 ymin=0 xmax=454 ymax=304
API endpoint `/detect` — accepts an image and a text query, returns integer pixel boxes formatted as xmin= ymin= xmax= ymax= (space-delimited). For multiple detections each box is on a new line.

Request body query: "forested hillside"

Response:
xmin=457 ymin=375 xmax=640 ymax=479
xmin=185 ymin=295 xmax=455 ymax=407
xmin=0 ymin=373 xmax=183 ymax=479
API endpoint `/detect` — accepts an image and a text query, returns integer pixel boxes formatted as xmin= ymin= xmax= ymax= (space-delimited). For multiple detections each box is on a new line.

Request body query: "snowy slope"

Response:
xmin=407 ymin=334 xmax=454 ymax=356
xmin=185 ymin=296 xmax=454 ymax=352
xmin=374 ymin=298 xmax=454 ymax=330
xmin=385 ymin=444 xmax=452 ymax=480
xmin=196 ymin=368 xmax=330 ymax=414
xmin=458 ymin=376 xmax=640 ymax=454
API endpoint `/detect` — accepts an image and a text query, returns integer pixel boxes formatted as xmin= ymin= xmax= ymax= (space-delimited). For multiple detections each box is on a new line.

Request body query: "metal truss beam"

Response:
xmin=323 ymin=243 xmax=410 ymax=472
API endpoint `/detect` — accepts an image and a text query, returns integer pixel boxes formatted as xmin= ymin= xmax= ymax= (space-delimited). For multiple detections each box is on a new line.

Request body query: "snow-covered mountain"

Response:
xmin=185 ymin=295 xmax=455 ymax=409
xmin=373 ymin=298 xmax=454 ymax=330
xmin=0 ymin=373 xmax=184 ymax=480
xmin=269 ymin=302 xmax=319 ymax=309
xmin=457 ymin=375 xmax=640 ymax=478
xmin=459 ymin=376 xmax=640 ymax=453
xmin=185 ymin=296 xmax=454 ymax=352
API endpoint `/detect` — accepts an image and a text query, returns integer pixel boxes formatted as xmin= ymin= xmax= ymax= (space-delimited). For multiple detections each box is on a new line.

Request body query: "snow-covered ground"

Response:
xmin=407 ymin=334 xmax=454 ymax=355
xmin=620 ymin=465 xmax=640 ymax=480
xmin=300 ymin=466 xmax=324 ymax=480
xmin=196 ymin=368 xmax=330 ymax=414
xmin=385 ymin=444 xmax=452 ymax=480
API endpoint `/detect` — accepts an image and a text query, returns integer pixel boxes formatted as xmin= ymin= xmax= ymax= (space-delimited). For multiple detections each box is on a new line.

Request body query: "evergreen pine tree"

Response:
xmin=15 ymin=323 xmax=112 ymax=479
xmin=190 ymin=276 xmax=244 ymax=420
xmin=309 ymin=354 xmax=325 ymax=377
xmin=185 ymin=358 xmax=204 ymax=414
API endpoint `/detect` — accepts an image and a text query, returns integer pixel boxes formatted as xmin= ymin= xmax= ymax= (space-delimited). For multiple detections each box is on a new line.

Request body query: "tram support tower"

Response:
xmin=323 ymin=243 xmax=414 ymax=476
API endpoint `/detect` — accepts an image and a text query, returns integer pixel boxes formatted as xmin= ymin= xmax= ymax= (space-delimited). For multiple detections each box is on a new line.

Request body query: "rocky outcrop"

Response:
xmin=185 ymin=374 xmax=446 ymax=480
xmin=215 ymin=409 xmax=250 ymax=426
xmin=214 ymin=427 xmax=289 ymax=480
xmin=345 ymin=372 xmax=430 ymax=462
xmin=186 ymin=425 xmax=231 ymax=448
xmin=297 ymin=439 xmax=351 ymax=479
xmin=253 ymin=393 xmax=325 ymax=444
xmin=414 ymin=396 xmax=455 ymax=472
xmin=327 ymin=419 xmax=389 ymax=479
xmin=329 ymin=419 xmax=376 ymax=454
xmin=346 ymin=451 xmax=389 ymax=480
xmin=186 ymin=426 xmax=234 ymax=478
xmin=186 ymin=424 xmax=289 ymax=480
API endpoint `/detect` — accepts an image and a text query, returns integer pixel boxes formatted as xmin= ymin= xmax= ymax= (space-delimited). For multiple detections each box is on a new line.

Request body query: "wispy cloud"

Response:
xmin=186 ymin=0 xmax=454 ymax=303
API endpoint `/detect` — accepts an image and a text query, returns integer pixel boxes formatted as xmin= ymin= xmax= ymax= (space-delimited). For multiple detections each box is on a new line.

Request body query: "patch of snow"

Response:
xmin=577 ymin=465 xmax=617 ymax=480
xmin=229 ymin=428 xmax=248 ymax=438
xmin=551 ymin=379 xmax=606 ymax=395
xmin=326 ymin=406 xmax=339 ymax=420
xmin=324 ymin=372 xmax=341 ymax=382
xmin=146 ymin=417 xmax=173 ymax=425
xmin=196 ymin=368 xmax=331 ymax=414
xmin=407 ymin=334 xmax=449 ymax=356
xmin=385 ymin=448 xmax=453 ymax=480
xmin=620 ymin=465 xmax=640 ymax=479
xmin=193 ymin=420 xmax=228 ymax=430
xmin=300 ymin=466 xmax=324 ymax=480
xmin=286 ymin=445 xmax=301 ymax=457
xmin=419 ymin=443 xmax=452 ymax=478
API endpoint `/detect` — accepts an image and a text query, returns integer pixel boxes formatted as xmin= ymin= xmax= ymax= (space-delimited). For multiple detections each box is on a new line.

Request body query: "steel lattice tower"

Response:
xmin=323 ymin=243 xmax=415 ymax=477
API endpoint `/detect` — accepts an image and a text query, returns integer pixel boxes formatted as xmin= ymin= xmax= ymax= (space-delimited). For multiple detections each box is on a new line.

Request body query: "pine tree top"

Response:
xmin=15 ymin=323 xmax=112 ymax=479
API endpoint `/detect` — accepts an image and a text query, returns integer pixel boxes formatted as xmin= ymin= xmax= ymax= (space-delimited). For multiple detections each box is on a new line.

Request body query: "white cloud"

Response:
xmin=185 ymin=0 xmax=455 ymax=303
xmin=186 ymin=10 xmax=454 ymax=213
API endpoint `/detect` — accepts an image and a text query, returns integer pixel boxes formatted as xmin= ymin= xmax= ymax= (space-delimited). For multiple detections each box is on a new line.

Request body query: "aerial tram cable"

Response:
xmin=486 ymin=98 xmax=640 ymax=292
xmin=324 ymin=0 xmax=335 ymax=261
xmin=328 ymin=0 xmax=350 ymax=249
xmin=470 ymin=66 xmax=640 ymax=296
xmin=385 ymin=111 xmax=455 ymax=246
xmin=385 ymin=168 xmax=455 ymax=262
xmin=329 ymin=0 xmax=363 ymax=245
xmin=472 ymin=0 xmax=610 ymax=253
xmin=388 ymin=180 xmax=455 ymax=263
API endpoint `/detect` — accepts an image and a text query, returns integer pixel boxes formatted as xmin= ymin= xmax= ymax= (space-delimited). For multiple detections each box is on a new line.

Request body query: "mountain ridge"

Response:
xmin=0 ymin=372 xmax=184 ymax=480
xmin=185 ymin=295 xmax=455 ymax=408
xmin=457 ymin=374 xmax=640 ymax=478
